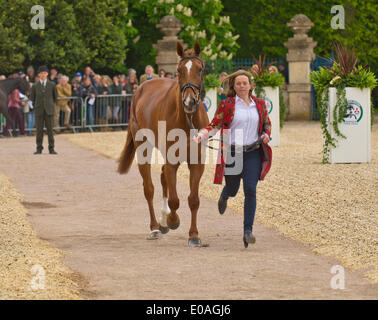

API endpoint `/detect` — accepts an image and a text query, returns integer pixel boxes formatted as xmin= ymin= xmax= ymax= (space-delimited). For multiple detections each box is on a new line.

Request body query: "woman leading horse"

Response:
xmin=193 ymin=70 xmax=272 ymax=248
xmin=118 ymin=41 xmax=209 ymax=247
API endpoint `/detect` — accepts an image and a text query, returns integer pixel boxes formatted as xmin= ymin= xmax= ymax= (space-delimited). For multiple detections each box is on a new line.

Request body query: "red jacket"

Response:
xmin=204 ymin=94 xmax=272 ymax=184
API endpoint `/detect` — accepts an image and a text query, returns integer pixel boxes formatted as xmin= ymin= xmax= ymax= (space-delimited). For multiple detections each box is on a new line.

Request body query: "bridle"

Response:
xmin=178 ymin=55 xmax=236 ymax=152
xmin=178 ymin=55 xmax=205 ymax=131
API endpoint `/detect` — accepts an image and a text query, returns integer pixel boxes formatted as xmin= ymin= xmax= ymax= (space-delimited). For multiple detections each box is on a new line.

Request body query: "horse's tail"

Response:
xmin=118 ymin=130 xmax=136 ymax=174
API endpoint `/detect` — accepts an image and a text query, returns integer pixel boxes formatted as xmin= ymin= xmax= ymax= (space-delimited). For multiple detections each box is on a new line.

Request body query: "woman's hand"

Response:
xmin=193 ymin=129 xmax=209 ymax=144
xmin=261 ymin=133 xmax=270 ymax=144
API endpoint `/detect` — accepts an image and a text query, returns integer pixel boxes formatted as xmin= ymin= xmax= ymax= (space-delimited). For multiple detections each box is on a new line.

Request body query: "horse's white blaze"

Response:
xmin=184 ymin=95 xmax=191 ymax=106
xmin=160 ymin=197 xmax=170 ymax=227
xmin=185 ymin=60 xmax=192 ymax=74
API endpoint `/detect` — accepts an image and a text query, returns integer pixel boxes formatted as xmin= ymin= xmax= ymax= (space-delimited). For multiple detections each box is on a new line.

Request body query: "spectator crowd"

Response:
xmin=1 ymin=64 xmax=179 ymax=137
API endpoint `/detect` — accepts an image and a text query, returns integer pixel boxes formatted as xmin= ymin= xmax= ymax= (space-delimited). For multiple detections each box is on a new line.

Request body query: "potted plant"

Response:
xmin=251 ymin=55 xmax=286 ymax=147
xmin=203 ymin=73 xmax=221 ymax=121
xmin=310 ymin=42 xmax=377 ymax=163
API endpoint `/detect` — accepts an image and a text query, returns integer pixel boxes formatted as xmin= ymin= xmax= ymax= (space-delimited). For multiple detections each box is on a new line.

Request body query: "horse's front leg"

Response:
xmin=165 ymin=163 xmax=181 ymax=230
xmin=187 ymin=163 xmax=205 ymax=247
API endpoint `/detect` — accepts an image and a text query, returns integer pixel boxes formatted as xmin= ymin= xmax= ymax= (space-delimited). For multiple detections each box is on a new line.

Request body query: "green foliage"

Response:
xmin=311 ymin=65 xmax=377 ymax=91
xmin=315 ymin=88 xmax=335 ymax=163
xmin=222 ymin=0 xmax=378 ymax=75
xmin=204 ymin=73 xmax=221 ymax=90
xmin=252 ymin=71 xmax=285 ymax=89
xmin=310 ymin=67 xmax=334 ymax=91
xmin=71 ymin=0 xmax=131 ymax=74
xmin=0 ymin=0 xmax=133 ymax=77
xmin=279 ymin=87 xmax=287 ymax=129
xmin=346 ymin=66 xmax=378 ymax=89
xmin=127 ymin=0 xmax=239 ymax=74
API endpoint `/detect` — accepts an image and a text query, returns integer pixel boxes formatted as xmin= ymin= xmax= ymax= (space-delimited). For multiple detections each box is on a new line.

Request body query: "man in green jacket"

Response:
xmin=30 ymin=66 xmax=58 ymax=154
xmin=139 ymin=65 xmax=158 ymax=84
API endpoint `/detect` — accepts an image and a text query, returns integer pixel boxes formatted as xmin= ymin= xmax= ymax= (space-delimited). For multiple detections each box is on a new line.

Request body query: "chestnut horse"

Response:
xmin=118 ymin=41 xmax=209 ymax=247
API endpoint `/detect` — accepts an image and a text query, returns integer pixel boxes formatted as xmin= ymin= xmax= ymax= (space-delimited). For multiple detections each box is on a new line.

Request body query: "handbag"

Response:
xmin=22 ymin=99 xmax=30 ymax=113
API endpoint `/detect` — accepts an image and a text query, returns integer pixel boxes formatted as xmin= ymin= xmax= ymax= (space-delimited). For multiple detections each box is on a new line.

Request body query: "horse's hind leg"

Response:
xmin=159 ymin=165 xmax=170 ymax=234
xmin=138 ymin=163 xmax=161 ymax=240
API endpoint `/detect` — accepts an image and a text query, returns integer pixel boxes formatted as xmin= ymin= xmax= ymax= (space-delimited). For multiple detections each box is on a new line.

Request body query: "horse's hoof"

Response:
xmin=188 ymin=238 xmax=202 ymax=247
xmin=146 ymin=230 xmax=162 ymax=240
xmin=159 ymin=224 xmax=170 ymax=234
xmin=168 ymin=221 xmax=180 ymax=230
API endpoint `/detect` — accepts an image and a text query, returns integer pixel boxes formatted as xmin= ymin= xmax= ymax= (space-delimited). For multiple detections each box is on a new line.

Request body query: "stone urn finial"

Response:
xmin=154 ymin=15 xmax=186 ymax=74
xmin=287 ymin=14 xmax=314 ymax=36
xmin=284 ymin=14 xmax=317 ymax=120
xmin=156 ymin=15 xmax=184 ymax=38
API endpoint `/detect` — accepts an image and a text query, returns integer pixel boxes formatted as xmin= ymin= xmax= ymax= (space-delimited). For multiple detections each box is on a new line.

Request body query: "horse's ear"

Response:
xmin=177 ymin=41 xmax=184 ymax=58
xmin=194 ymin=40 xmax=201 ymax=56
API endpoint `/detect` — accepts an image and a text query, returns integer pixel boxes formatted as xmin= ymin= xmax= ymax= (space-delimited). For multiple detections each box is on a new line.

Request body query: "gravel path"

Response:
xmin=0 ymin=127 xmax=376 ymax=299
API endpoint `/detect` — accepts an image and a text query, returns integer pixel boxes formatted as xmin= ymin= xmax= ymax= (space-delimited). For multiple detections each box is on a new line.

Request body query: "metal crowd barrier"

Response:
xmin=83 ymin=94 xmax=133 ymax=132
xmin=55 ymin=96 xmax=85 ymax=133
xmin=1 ymin=94 xmax=133 ymax=136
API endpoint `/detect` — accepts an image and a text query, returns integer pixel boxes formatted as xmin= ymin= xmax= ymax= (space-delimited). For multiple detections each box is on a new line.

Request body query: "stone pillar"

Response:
xmin=153 ymin=15 xmax=186 ymax=74
xmin=284 ymin=14 xmax=317 ymax=120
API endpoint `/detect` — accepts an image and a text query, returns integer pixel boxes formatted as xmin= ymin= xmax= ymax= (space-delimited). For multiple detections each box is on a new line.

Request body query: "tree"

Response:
xmin=0 ymin=0 xmax=135 ymax=77
xmin=0 ymin=0 xmax=30 ymax=74
xmin=222 ymin=0 xmax=377 ymax=74
xmin=126 ymin=0 xmax=239 ymax=74
xmin=69 ymin=0 xmax=133 ymax=74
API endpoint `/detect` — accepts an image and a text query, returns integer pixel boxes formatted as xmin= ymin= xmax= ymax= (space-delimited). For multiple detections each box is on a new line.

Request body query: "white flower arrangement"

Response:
xmin=227 ymin=53 xmax=233 ymax=60
xmin=127 ymin=19 xmax=132 ymax=27
xmin=210 ymin=34 xmax=216 ymax=43
xmin=169 ymin=7 xmax=174 ymax=15
xmin=217 ymin=43 xmax=222 ymax=50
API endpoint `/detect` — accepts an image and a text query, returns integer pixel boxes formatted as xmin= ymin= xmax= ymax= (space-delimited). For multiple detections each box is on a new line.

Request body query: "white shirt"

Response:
xmin=228 ymin=95 xmax=259 ymax=146
xmin=40 ymin=80 xmax=47 ymax=87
